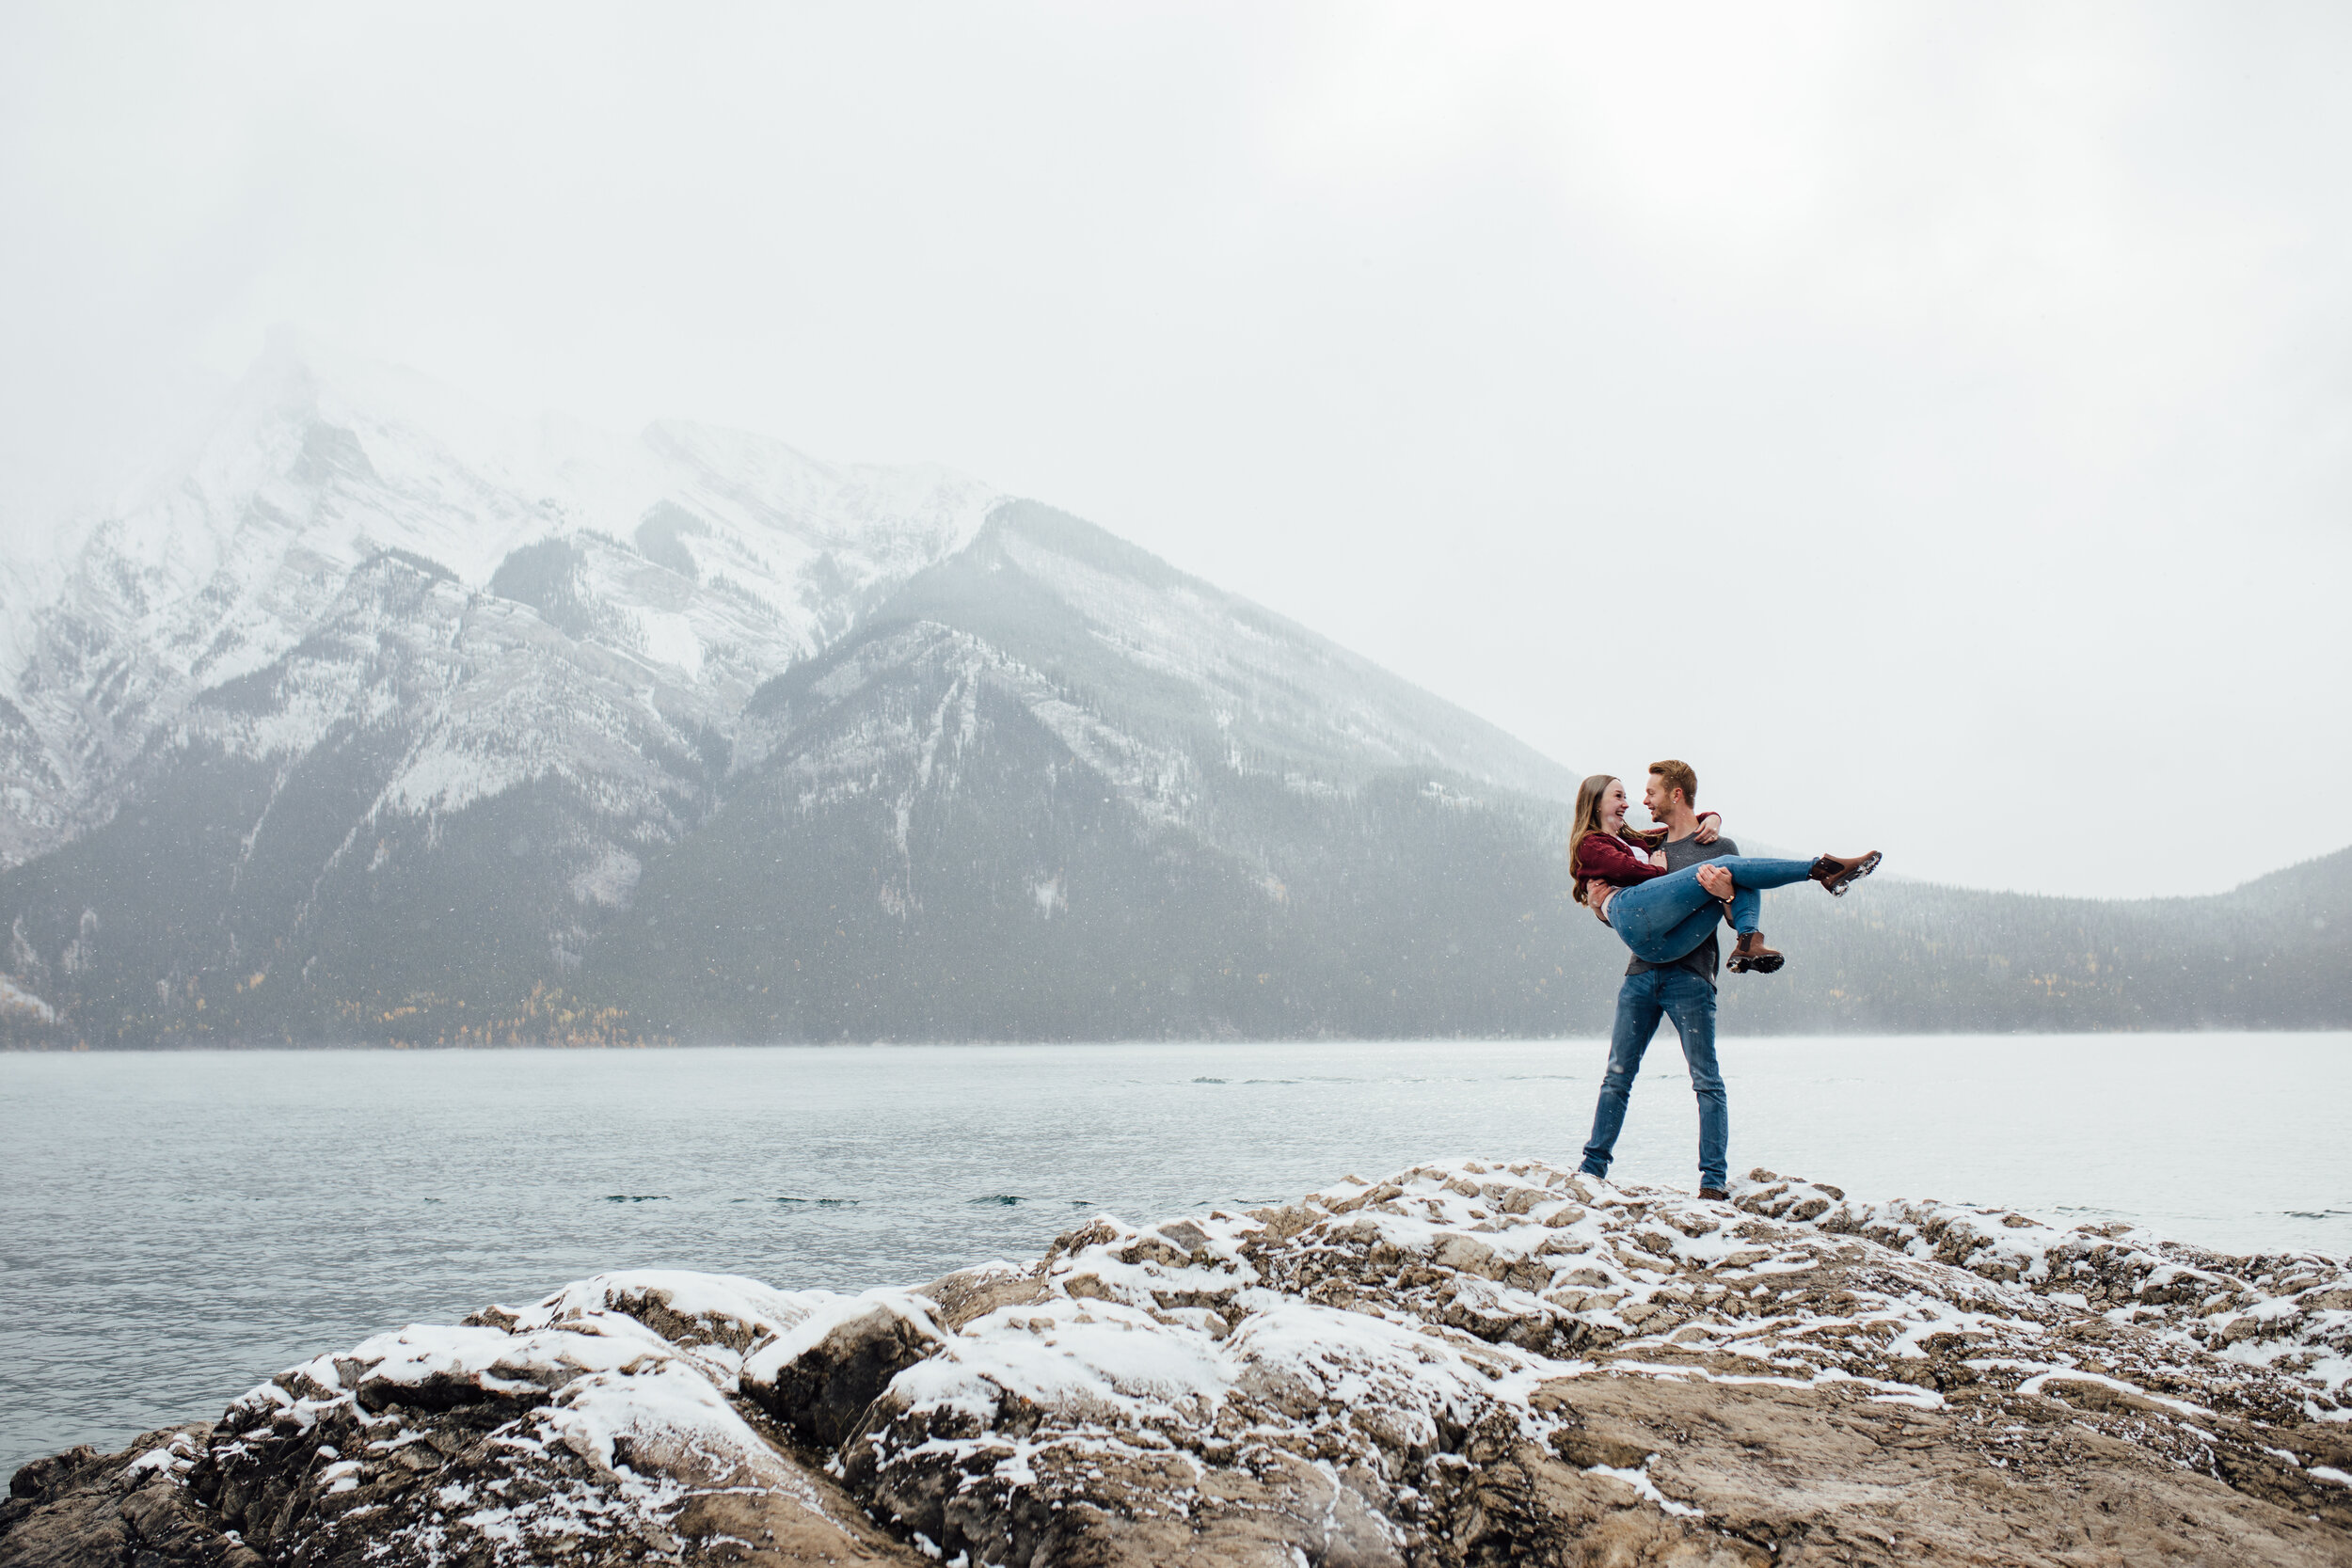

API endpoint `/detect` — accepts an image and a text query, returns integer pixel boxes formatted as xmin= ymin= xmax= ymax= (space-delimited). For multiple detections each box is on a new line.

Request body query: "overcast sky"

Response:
xmin=4 ymin=2 xmax=2348 ymax=899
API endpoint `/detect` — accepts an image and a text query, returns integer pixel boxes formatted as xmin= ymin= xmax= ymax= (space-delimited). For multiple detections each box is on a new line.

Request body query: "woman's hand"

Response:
xmin=1695 ymin=812 xmax=1722 ymax=845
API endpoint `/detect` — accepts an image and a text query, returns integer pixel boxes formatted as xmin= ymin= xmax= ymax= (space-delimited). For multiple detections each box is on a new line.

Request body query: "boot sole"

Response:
xmin=1823 ymin=850 xmax=1883 ymax=896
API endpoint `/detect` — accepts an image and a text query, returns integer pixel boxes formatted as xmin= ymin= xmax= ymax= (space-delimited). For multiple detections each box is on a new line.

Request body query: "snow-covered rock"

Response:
xmin=7 ymin=1163 xmax=2348 ymax=1566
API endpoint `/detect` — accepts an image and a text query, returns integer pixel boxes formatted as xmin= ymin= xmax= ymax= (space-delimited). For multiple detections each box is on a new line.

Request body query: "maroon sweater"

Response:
xmin=1572 ymin=817 xmax=1724 ymax=898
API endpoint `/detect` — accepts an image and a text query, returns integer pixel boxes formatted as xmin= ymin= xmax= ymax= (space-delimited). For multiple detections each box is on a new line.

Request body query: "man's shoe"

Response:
xmin=1698 ymin=1187 xmax=1731 ymax=1201
xmin=1727 ymin=930 xmax=1785 ymax=974
xmin=1810 ymin=850 xmax=1882 ymax=896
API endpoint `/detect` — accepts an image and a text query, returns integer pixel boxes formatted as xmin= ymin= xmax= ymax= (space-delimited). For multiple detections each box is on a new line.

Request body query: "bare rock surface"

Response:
xmin=7 ymin=1162 xmax=2350 ymax=1566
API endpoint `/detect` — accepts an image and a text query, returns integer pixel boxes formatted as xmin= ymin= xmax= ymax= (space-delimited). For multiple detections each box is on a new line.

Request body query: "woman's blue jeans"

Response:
xmin=1605 ymin=856 xmax=1818 ymax=963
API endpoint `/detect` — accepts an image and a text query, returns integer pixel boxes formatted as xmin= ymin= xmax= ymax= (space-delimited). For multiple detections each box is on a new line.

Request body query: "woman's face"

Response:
xmin=1600 ymin=779 xmax=1628 ymax=832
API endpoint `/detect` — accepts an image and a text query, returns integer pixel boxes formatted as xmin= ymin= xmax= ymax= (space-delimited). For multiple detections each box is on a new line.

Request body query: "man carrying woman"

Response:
xmin=1570 ymin=761 xmax=1878 ymax=1201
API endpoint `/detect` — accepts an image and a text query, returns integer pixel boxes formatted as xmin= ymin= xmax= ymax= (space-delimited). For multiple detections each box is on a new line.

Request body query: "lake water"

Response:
xmin=3 ymin=1034 xmax=2347 ymax=1476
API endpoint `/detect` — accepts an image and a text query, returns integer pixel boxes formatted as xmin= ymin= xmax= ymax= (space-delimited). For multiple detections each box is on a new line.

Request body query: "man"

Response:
xmin=1578 ymin=759 xmax=1745 ymax=1201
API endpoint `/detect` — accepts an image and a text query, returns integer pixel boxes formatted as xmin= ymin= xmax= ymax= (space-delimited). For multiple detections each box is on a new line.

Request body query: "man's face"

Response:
xmin=1643 ymin=773 xmax=1677 ymax=822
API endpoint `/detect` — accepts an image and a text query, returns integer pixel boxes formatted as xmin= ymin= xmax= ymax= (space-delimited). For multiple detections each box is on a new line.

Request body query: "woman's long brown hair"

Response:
xmin=1566 ymin=773 xmax=1619 ymax=905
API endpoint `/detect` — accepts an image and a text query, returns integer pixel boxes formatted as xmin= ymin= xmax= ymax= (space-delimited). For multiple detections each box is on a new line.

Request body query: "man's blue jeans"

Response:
xmin=1580 ymin=966 xmax=1726 ymax=1191
xmin=1605 ymin=856 xmax=1818 ymax=964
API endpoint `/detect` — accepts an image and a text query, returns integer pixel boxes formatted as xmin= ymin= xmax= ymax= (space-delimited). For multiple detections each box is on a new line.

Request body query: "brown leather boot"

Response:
xmin=1727 ymin=930 xmax=1785 ymax=973
xmin=1809 ymin=850 xmax=1882 ymax=896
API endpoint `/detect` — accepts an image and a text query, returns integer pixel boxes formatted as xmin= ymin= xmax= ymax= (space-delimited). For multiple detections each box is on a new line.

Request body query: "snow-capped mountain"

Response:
xmin=2 ymin=342 xmax=2342 ymax=1044
xmin=0 ymin=332 xmax=996 ymax=873
xmin=0 ymin=343 xmax=1603 ymax=1043
xmin=596 ymin=501 xmax=1597 ymax=1042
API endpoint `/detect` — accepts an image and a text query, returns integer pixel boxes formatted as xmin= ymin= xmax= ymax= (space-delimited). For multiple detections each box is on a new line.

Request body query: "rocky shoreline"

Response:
xmin=6 ymin=1161 xmax=2350 ymax=1566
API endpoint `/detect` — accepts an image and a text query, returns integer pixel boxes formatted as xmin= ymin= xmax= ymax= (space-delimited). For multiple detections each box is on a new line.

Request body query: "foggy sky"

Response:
xmin=4 ymin=1 xmax=2348 ymax=900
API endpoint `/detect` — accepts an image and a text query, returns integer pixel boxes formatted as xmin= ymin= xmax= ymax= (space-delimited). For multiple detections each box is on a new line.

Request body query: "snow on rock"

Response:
xmin=176 ymin=1277 xmax=919 ymax=1566
xmin=1729 ymin=1169 xmax=2352 ymax=1414
xmin=9 ymin=1164 xmax=2352 ymax=1566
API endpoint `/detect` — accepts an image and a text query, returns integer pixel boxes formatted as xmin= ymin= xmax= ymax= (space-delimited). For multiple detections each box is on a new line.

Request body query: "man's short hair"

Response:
xmin=1648 ymin=759 xmax=1698 ymax=808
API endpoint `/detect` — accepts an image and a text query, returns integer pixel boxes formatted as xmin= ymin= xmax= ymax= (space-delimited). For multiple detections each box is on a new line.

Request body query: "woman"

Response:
xmin=1568 ymin=774 xmax=1878 ymax=974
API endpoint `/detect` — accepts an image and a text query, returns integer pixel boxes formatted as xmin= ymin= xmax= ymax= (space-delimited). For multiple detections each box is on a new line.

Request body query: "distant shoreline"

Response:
xmin=9 ymin=1021 xmax=2352 ymax=1052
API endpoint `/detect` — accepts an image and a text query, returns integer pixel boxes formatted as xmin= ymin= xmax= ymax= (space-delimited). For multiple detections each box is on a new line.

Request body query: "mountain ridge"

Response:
xmin=0 ymin=345 xmax=2344 ymax=1044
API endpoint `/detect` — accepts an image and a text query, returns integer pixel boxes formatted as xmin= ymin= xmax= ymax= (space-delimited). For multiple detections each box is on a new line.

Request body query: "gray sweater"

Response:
xmin=1624 ymin=832 xmax=1739 ymax=986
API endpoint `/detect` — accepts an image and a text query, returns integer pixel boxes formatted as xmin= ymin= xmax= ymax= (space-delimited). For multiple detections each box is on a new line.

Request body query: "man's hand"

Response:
xmin=1696 ymin=863 xmax=1734 ymax=901
xmin=1695 ymin=812 xmax=1722 ymax=845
